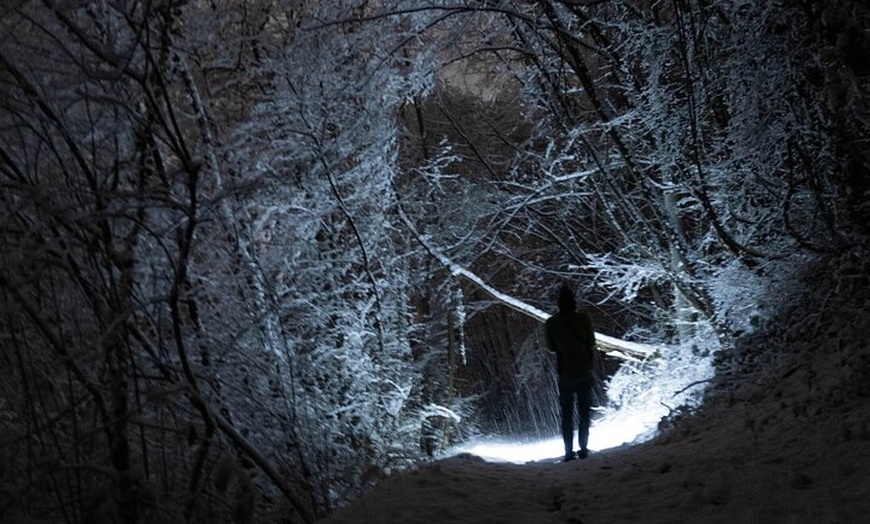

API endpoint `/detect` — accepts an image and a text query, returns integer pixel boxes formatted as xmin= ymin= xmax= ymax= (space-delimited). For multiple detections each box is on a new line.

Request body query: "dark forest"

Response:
xmin=1 ymin=1 xmax=868 ymax=523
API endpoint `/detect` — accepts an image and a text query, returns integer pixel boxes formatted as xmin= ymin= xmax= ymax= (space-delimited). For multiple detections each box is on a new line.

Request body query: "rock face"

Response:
xmin=319 ymin=255 xmax=870 ymax=524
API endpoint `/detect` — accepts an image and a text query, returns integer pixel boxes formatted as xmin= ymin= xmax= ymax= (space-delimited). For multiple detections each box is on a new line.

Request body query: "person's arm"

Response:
xmin=586 ymin=316 xmax=596 ymax=352
xmin=544 ymin=318 xmax=557 ymax=353
xmin=579 ymin=312 xmax=595 ymax=352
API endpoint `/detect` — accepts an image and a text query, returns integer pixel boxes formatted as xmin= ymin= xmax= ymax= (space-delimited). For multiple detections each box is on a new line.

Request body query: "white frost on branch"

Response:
xmin=421 ymin=404 xmax=462 ymax=424
xmin=398 ymin=207 xmax=657 ymax=361
xmin=585 ymin=252 xmax=669 ymax=303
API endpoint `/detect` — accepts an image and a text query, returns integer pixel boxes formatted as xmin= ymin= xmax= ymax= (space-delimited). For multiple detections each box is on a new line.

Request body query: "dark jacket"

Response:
xmin=545 ymin=311 xmax=595 ymax=377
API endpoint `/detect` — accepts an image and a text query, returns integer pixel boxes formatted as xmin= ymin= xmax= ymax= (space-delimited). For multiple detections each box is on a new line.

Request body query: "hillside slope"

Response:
xmin=319 ymin=255 xmax=870 ymax=524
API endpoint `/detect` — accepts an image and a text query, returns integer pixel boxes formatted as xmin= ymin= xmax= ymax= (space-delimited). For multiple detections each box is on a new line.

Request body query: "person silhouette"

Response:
xmin=545 ymin=284 xmax=596 ymax=462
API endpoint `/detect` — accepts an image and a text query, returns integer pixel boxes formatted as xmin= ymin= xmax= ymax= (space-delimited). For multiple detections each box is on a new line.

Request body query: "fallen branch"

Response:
xmin=397 ymin=207 xmax=658 ymax=361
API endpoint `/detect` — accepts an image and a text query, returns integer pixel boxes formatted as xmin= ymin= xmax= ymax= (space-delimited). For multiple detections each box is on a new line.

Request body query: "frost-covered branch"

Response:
xmin=398 ymin=205 xmax=656 ymax=360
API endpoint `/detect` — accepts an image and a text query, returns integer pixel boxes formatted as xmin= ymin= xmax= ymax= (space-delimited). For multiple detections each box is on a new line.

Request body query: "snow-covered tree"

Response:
xmin=0 ymin=1 xmax=444 ymax=521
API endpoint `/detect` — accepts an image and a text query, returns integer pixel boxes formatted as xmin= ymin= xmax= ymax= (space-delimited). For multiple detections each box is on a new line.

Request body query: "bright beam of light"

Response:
xmin=457 ymin=437 xmax=564 ymax=464
xmin=454 ymin=405 xmax=665 ymax=464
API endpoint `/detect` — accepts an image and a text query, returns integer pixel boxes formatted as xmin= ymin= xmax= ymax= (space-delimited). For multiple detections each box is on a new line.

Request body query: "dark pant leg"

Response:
xmin=558 ymin=378 xmax=576 ymax=456
xmin=576 ymin=373 xmax=593 ymax=452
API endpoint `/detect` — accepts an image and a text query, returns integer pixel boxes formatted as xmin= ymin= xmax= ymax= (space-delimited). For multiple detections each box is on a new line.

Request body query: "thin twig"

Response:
xmin=673 ymin=378 xmax=712 ymax=397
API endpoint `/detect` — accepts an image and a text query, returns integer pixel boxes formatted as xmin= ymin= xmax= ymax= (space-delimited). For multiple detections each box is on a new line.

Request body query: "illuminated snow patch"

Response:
xmin=457 ymin=437 xmax=564 ymax=464
xmin=454 ymin=342 xmax=714 ymax=464
xmin=455 ymin=407 xmax=663 ymax=463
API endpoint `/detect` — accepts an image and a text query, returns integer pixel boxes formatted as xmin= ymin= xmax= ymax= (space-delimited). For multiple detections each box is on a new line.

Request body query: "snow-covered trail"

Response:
xmin=317 ymin=325 xmax=870 ymax=524
xmin=319 ymin=392 xmax=870 ymax=524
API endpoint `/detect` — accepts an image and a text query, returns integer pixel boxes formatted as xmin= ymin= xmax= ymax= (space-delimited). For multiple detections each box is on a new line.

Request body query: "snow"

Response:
xmin=320 ymin=382 xmax=870 ymax=524
xmin=318 ymin=261 xmax=870 ymax=524
xmin=454 ymin=437 xmax=563 ymax=464
xmin=451 ymin=411 xmax=656 ymax=464
xmin=451 ymin=401 xmax=673 ymax=465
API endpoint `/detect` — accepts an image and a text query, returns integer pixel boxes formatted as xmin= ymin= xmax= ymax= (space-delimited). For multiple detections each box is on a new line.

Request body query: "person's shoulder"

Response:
xmin=573 ymin=310 xmax=592 ymax=322
xmin=545 ymin=313 xmax=564 ymax=327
